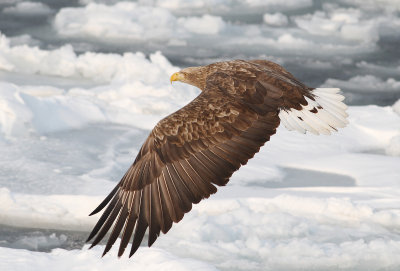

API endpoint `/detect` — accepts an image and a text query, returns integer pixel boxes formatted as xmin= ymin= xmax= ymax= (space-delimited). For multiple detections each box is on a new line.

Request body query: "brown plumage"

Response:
xmin=86 ymin=59 xmax=348 ymax=257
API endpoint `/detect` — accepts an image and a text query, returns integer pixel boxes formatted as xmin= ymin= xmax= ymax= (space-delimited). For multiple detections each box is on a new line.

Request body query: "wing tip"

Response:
xmin=279 ymin=87 xmax=348 ymax=135
xmin=129 ymin=245 xmax=140 ymax=258
xmin=102 ymin=249 xmax=109 ymax=258
xmin=88 ymin=184 xmax=120 ymax=216
xmin=88 ymin=209 xmax=98 ymax=216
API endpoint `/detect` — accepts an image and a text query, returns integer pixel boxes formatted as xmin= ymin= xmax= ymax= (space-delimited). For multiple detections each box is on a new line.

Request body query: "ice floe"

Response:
xmin=2 ymin=1 xmax=53 ymax=16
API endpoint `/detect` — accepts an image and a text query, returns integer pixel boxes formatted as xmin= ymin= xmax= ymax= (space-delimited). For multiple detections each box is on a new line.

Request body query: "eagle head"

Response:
xmin=170 ymin=66 xmax=209 ymax=90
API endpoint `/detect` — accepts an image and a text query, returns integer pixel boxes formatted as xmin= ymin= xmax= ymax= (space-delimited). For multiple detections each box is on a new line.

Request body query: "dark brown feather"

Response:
xmin=102 ymin=200 xmax=129 ymax=256
xmin=87 ymin=193 xmax=119 ymax=242
xmin=118 ymin=191 xmax=139 ymax=257
xmin=179 ymin=159 xmax=217 ymax=195
xmin=158 ymin=171 xmax=180 ymax=222
xmin=89 ymin=196 xmax=123 ymax=249
xmin=129 ymin=194 xmax=147 ymax=257
xmin=147 ymin=184 xmax=161 ymax=247
xmin=88 ymin=184 xmax=119 ymax=216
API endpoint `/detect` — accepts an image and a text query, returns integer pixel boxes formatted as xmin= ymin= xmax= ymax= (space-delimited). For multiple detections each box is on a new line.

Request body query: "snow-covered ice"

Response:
xmin=0 ymin=0 xmax=400 ymax=270
xmin=0 ymin=245 xmax=218 ymax=271
xmin=48 ymin=1 xmax=400 ymax=104
xmin=263 ymin=13 xmax=289 ymax=27
xmin=2 ymin=1 xmax=53 ymax=16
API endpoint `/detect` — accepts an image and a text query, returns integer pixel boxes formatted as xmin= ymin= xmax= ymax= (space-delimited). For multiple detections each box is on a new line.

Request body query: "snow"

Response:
xmin=0 ymin=0 xmax=22 ymax=5
xmin=53 ymin=1 xmax=400 ymax=51
xmin=386 ymin=136 xmax=400 ymax=156
xmin=323 ymin=75 xmax=400 ymax=93
xmin=337 ymin=0 xmax=400 ymax=12
xmin=52 ymin=2 xmax=386 ymax=58
xmin=54 ymin=3 xmax=178 ymax=42
xmin=8 ymin=34 xmax=41 ymax=47
xmin=54 ymin=3 xmax=225 ymax=42
xmin=80 ymin=0 xmax=314 ymax=14
xmin=393 ymin=99 xmax=400 ymax=115
xmin=386 ymin=101 xmax=400 ymax=157
xmin=160 ymin=196 xmax=400 ymax=270
xmin=293 ymin=8 xmax=381 ymax=42
xmin=0 ymin=42 xmax=399 ymax=268
xmin=47 ymin=0 xmax=400 ymax=104
xmin=0 ymin=0 xmax=400 ymax=270
xmin=2 ymin=1 xmax=52 ymax=16
xmin=0 ymin=33 xmax=179 ymax=83
xmin=263 ymin=13 xmax=289 ymax=26
xmin=178 ymin=15 xmax=225 ymax=35
xmin=0 ymin=246 xmax=218 ymax=271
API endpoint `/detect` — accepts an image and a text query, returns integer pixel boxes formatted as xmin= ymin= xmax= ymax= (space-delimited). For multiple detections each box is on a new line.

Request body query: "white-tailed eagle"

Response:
xmin=86 ymin=59 xmax=348 ymax=257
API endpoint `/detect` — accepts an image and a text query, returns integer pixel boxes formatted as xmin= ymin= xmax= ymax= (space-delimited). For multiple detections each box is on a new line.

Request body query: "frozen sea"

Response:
xmin=0 ymin=0 xmax=400 ymax=270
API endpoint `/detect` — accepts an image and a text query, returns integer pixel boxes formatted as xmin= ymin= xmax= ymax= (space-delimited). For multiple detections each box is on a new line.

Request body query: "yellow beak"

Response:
xmin=170 ymin=72 xmax=180 ymax=84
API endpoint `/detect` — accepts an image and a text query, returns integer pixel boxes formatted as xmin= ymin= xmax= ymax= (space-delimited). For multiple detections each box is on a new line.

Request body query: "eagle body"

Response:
xmin=87 ymin=60 xmax=348 ymax=257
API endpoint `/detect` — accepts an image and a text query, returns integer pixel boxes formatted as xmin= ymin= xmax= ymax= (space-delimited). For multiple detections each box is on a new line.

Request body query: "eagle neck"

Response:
xmin=182 ymin=66 xmax=210 ymax=91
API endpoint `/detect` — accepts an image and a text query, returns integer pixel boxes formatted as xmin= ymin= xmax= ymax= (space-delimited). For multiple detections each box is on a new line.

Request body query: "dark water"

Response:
xmin=0 ymin=224 xmax=88 ymax=252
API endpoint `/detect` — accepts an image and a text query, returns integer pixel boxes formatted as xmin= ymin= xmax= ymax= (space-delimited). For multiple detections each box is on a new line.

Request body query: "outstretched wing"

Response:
xmin=86 ymin=61 xmax=314 ymax=258
xmin=245 ymin=60 xmax=348 ymax=134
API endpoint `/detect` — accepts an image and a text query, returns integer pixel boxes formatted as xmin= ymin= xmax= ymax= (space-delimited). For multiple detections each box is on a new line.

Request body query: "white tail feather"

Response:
xmin=279 ymin=88 xmax=348 ymax=135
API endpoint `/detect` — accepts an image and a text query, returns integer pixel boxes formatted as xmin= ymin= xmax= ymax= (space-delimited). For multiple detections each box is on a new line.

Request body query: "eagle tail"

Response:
xmin=279 ymin=88 xmax=348 ymax=135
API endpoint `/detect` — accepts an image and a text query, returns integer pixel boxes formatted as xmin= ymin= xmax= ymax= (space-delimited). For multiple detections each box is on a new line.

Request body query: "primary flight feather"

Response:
xmin=86 ymin=59 xmax=348 ymax=257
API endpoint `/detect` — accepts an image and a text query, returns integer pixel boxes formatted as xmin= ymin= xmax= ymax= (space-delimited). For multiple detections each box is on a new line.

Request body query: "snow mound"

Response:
xmin=178 ymin=15 xmax=225 ymax=35
xmin=154 ymin=195 xmax=400 ymax=270
xmin=80 ymin=0 xmax=313 ymax=14
xmin=294 ymin=8 xmax=379 ymax=42
xmin=3 ymin=188 xmax=400 ymax=270
xmin=0 ymin=245 xmax=217 ymax=271
xmin=0 ymin=79 xmax=198 ymax=136
xmin=2 ymin=1 xmax=53 ymax=16
xmin=0 ymin=33 xmax=178 ymax=83
xmin=263 ymin=13 xmax=289 ymax=26
xmin=0 ymin=33 xmax=202 ymax=136
xmin=323 ymin=75 xmax=400 ymax=93
xmin=54 ymin=3 xmax=226 ymax=42
xmin=393 ymin=99 xmax=400 ymax=115
xmin=338 ymin=0 xmax=400 ymax=11
xmin=52 ymin=2 xmax=385 ymax=60
xmin=386 ymin=135 xmax=400 ymax=156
